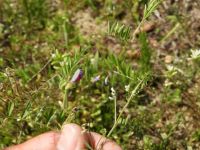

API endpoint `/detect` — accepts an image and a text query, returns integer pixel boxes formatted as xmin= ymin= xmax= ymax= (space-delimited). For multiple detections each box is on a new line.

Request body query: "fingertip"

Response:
xmin=103 ymin=141 xmax=122 ymax=150
xmin=86 ymin=132 xmax=122 ymax=150
xmin=57 ymin=123 xmax=85 ymax=150
xmin=62 ymin=123 xmax=82 ymax=133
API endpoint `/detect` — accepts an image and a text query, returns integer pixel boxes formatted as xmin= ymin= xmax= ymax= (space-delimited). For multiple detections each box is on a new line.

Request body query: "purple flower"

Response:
xmin=91 ymin=75 xmax=101 ymax=83
xmin=70 ymin=69 xmax=83 ymax=83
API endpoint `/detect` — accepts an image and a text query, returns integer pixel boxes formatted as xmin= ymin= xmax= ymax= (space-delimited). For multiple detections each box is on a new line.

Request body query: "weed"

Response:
xmin=108 ymin=21 xmax=132 ymax=41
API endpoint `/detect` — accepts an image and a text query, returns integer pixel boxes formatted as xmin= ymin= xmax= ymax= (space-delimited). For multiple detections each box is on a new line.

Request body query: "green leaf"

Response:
xmin=108 ymin=21 xmax=131 ymax=41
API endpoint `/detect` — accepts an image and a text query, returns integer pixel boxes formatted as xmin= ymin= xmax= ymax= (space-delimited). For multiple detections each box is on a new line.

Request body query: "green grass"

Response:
xmin=1 ymin=0 xmax=200 ymax=149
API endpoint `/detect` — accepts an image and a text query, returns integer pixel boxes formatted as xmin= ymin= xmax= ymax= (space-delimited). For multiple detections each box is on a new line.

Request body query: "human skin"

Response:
xmin=4 ymin=123 xmax=122 ymax=150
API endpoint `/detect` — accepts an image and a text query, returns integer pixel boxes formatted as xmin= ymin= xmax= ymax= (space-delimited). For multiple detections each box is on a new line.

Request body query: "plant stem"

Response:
xmin=63 ymin=89 xmax=68 ymax=110
xmin=131 ymin=18 xmax=145 ymax=42
xmin=160 ymin=22 xmax=180 ymax=43
xmin=28 ymin=58 xmax=52 ymax=83
xmin=114 ymin=96 xmax=117 ymax=124
xmin=107 ymin=79 xmax=144 ymax=137
xmin=63 ymin=22 xmax=68 ymax=48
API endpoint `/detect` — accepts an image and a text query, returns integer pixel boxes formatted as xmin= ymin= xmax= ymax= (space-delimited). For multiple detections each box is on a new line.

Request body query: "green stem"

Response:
xmin=63 ymin=22 xmax=68 ymax=48
xmin=107 ymin=79 xmax=144 ymax=137
xmin=114 ymin=97 xmax=117 ymax=124
xmin=131 ymin=18 xmax=145 ymax=42
xmin=160 ymin=23 xmax=180 ymax=43
xmin=63 ymin=89 xmax=68 ymax=110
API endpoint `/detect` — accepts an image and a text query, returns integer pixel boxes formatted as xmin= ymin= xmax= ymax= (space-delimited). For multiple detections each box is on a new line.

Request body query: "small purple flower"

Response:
xmin=91 ymin=75 xmax=101 ymax=83
xmin=70 ymin=69 xmax=83 ymax=83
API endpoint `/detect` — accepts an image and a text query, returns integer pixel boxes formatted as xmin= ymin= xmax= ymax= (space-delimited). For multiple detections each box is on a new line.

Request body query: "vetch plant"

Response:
xmin=107 ymin=0 xmax=162 ymax=42
xmin=107 ymin=74 xmax=149 ymax=137
xmin=107 ymin=0 xmax=163 ymax=42
xmin=143 ymin=0 xmax=162 ymax=20
xmin=108 ymin=21 xmax=132 ymax=41
xmin=132 ymin=0 xmax=162 ymax=40
xmin=51 ymin=48 xmax=87 ymax=110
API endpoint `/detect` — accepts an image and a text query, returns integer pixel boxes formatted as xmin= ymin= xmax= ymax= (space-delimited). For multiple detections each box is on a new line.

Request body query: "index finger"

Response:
xmin=85 ymin=132 xmax=122 ymax=150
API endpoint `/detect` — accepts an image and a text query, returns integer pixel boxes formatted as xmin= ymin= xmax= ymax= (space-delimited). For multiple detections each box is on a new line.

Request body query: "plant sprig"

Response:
xmin=143 ymin=0 xmax=162 ymax=20
xmin=107 ymin=0 xmax=162 ymax=42
xmin=107 ymin=73 xmax=149 ymax=137
xmin=108 ymin=21 xmax=132 ymax=41
xmin=132 ymin=0 xmax=162 ymax=40
xmin=51 ymin=48 xmax=87 ymax=110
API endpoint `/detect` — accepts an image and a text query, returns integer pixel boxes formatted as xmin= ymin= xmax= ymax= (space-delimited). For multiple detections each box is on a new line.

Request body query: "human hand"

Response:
xmin=5 ymin=123 xmax=122 ymax=150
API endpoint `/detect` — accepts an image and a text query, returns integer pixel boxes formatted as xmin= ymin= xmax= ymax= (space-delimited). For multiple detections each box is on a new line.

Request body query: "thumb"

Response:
xmin=56 ymin=123 xmax=85 ymax=150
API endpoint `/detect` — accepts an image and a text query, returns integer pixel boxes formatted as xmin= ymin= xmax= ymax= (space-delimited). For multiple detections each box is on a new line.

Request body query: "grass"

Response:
xmin=1 ymin=0 xmax=200 ymax=149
